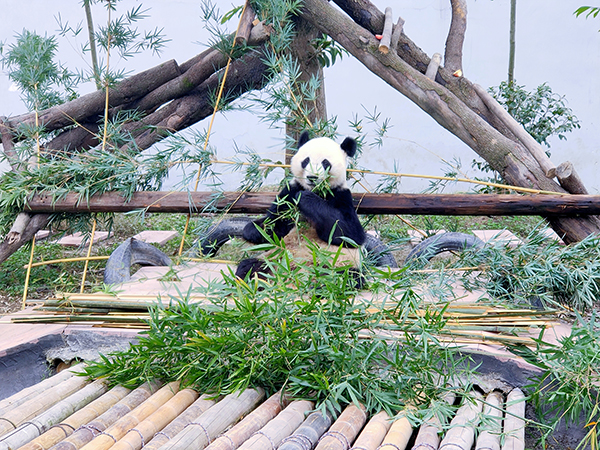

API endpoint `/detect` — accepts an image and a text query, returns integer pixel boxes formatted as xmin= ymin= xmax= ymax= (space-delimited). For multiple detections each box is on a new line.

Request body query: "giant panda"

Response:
xmin=236 ymin=131 xmax=366 ymax=284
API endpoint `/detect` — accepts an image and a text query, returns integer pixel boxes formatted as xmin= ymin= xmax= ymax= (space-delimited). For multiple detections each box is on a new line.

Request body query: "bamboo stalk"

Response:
xmin=18 ymin=385 xmax=130 ymax=450
xmin=315 ymin=403 xmax=367 ymax=450
xmin=475 ymin=391 xmax=503 ymax=450
xmin=351 ymin=411 xmax=391 ymax=450
xmin=238 ymin=400 xmax=314 ymax=450
xmin=0 ymin=374 xmax=90 ymax=437
xmin=144 ymin=395 xmax=217 ymax=450
xmin=50 ymin=382 xmax=160 ymax=450
xmin=279 ymin=409 xmax=333 ymax=450
xmin=78 ymin=382 xmax=179 ymax=450
xmin=109 ymin=388 xmax=198 ymax=450
xmin=438 ymin=392 xmax=483 ymax=450
xmin=0 ymin=364 xmax=83 ymax=418
xmin=502 ymin=388 xmax=525 ymax=450
xmin=205 ymin=392 xmax=287 ymax=450
xmin=378 ymin=413 xmax=412 ymax=450
xmin=158 ymin=388 xmax=265 ymax=450
xmin=411 ymin=392 xmax=456 ymax=450
xmin=0 ymin=380 xmax=108 ymax=450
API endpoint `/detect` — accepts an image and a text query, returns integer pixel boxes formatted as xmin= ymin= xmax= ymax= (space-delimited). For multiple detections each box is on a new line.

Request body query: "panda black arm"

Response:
xmin=242 ymin=182 xmax=303 ymax=244
xmin=296 ymin=189 xmax=366 ymax=246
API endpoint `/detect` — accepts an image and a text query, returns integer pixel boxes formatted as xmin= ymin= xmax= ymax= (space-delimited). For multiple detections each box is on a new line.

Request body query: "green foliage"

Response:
xmin=575 ymin=6 xmax=600 ymax=19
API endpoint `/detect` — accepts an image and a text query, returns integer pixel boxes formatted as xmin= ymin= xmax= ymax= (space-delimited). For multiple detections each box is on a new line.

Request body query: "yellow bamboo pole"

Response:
xmin=351 ymin=411 xmax=392 ymax=450
xmin=17 ymin=385 xmax=130 ymax=450
xmin=502 ymin=388 xmax=526 ymax=450
xmin=238 ymin=400 xmax=314 ymax=450
xmin=475 ymin=391 xmax=503 ymax=450
xmin=378 ymin=413 xmax=413 ymax=450
xmin=205 ymin=392 xmax=287 ymax=450
xmin=438 ymin=392 xmax=483 ymax=450
xmin=80 ymin=219 xmax=97 ymax=293
xmin=22 ymin=235 xmax=36 ymax=309
xmin=411 ymin=392 xmax=456 ymax=450
xmin=78 ymin=382 xmax=179 ymax=450
xmin=314 ymin=403 xmax=367 ymax=450
xmin=279 ymin=409 xmax=333 ymax=450
xmin=144 ymin=394 xmax=217 ymax=450
xmin=109 ymin=388 xmax=198 ymax=450
xmin=50 ymin=381 xmax=160 ymax=450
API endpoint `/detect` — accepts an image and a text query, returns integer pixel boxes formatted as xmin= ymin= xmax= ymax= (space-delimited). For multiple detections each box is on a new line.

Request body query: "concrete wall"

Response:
xmin=1 ymin=0 xmax=598 ymax=192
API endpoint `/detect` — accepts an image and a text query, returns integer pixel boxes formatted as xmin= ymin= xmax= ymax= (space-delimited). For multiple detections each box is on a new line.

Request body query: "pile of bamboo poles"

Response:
xmin=0 ymin=366 xmax=527 ymax=450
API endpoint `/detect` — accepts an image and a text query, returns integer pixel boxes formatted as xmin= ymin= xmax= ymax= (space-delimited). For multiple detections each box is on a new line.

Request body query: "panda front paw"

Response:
xmin=242 ymin=221 xmax=267 ymax=244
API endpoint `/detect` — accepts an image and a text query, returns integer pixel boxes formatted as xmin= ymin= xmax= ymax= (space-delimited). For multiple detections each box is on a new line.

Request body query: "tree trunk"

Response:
xmin=300 ymin=0 xmax=600 ymax=243
xmin=0 ymin=214 xmax=50 ymax=265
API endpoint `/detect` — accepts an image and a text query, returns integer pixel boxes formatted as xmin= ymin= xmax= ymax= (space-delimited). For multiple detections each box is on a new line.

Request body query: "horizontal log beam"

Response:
xmin=23 ymin=191 xmax=600 ymax=216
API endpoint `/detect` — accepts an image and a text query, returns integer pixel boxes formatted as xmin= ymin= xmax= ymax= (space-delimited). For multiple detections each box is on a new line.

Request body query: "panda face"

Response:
xmin=291 ymin=136 xmax=354 ymax=191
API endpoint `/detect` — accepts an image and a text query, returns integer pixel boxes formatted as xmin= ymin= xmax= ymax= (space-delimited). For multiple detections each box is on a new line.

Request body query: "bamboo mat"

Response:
xmin=0 ymin=368 xmax=527 ymax=450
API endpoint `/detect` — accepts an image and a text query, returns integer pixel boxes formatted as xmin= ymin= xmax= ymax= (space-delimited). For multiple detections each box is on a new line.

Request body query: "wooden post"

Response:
xmin=378 ymin=7 xmax=394 ymax=54
xmin=425 ymin=53 xmax=442 ymax=80
xmin=235 ymin=2 xmax=256 ymax=46
xmin=556 ymin=161 xmax=589 ymax=195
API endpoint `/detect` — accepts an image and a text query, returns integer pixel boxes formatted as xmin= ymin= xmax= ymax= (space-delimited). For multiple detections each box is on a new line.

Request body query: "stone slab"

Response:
xmin=472 ymin=229 xmax=522 ymax=247
xmin=55 ymin=231 xmax=109 ymax=247
xmin=132 ymin=230 xmax=178 ymax=245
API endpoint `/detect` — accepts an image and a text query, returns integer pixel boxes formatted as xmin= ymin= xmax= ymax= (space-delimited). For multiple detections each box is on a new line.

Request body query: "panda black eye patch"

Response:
xmin=301 ymin=157 xmax=310 ymax=169
xmin=322 ymin=159 xmax=331 ymax=171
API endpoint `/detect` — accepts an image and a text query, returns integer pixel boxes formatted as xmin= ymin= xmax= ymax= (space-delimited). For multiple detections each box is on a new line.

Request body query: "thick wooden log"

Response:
xmin=22 ymin=191 xmax=600 ymax=217
xmin=556 ymin=161 xmax=589 ymax=195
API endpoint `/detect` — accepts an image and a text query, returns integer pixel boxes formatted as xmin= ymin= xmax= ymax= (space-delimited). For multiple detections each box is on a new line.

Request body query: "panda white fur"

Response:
xmin=236 ymin=131 xmax=366 ymax=282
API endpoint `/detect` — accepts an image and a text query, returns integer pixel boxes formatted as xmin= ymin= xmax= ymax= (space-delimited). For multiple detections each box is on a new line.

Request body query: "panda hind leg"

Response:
xmin=235 ymin=258 xmax=272 ymax=281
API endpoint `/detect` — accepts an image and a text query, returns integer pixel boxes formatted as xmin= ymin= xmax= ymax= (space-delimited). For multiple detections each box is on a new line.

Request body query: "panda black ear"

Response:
xmin=298 ymin=131 xmax=311 ymax=148
xmin=340 ymin=137 xmax=357 ymax=157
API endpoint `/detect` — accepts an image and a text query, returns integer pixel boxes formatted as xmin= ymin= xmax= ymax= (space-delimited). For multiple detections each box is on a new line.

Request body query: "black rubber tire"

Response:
xmin=404 ymin=232 xmax=484 ymax=265
xmin=197 ymin=217 xmax=254 ymax=257
xmin=363 ymin=234 xmax=398 ymax=268
xmin=104 ymin=237 xmax=172 ymax=285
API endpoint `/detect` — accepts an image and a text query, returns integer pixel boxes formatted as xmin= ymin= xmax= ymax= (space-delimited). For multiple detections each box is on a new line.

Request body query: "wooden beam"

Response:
xmin=23 ymin=191 xmax=600 ymax=216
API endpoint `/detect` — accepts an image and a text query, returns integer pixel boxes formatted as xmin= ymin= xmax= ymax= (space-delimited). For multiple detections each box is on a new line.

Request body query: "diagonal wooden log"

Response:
xmin=23 ymin=191 xmax=600 ymax=216
xmin=0 ymin=213 xmax=50 ymax=265
xmin=300 ymin=0 xmax=600 ymax=243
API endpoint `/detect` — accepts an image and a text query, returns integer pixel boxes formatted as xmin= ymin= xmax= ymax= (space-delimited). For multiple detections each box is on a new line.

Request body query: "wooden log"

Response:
xmin=475 ymin=391 xmax=503 ymax=450
xmin=109 ymin=388 xmax=198 ymax=450
xmin=235 ymin=2 xmax=256 ymax=46
xmin=23 ymin=191 xmax=600 ymax=217
xmin=144 ymin=395 xmax=217 ymax=450
xmin=390 ymin=17 xmax=404 ymax=52
xmin=556 ymin=161 xmax=589 ymax=195
xmin=438 ymin=392 xmax=482 ymax=450
xmin=502 ymin=388 xmax=525 ymax=450
xmin=18 ymin=385 xmax=130 ymax=450
xmin=78 ymin=382 xmax=179 ymax=450
xmin=0 ymin=364 xmax=83 ymax=418
xmin=378 ymin=413 xmax=412 ymax=450
xmin=158 ymin=388 xmax=265 ymax=450
xmin=425 ymin=53 xmax=442 ymax=80
xmin=472 ymin=83 xmax=557 ymax=179
xmin=279 ymin=410 xmax=333 ymax=450
xmin=238 ymin=400 xmax=313 ymax=449
xmin=351 ymin=411 xmax=391 ymax=450
xmin=378 ymin=8 xmax=394 ymax=54
xmin=0 ymin=380 xmax=107 ymax=450
xmin=205 ymin=392 xmax=287 ymax=450
xmin=0 ymin=374 xmax=90 ymax=437
xmin=314 ymin=403 xmax=367 ymax=450
xmin=50 ymin=382 xmax=160 ymax=450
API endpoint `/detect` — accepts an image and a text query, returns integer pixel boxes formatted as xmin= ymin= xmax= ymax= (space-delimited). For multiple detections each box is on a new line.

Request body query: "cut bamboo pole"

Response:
xmin=110 ymin=388 xmax=198 ymax=450
xmin=18 ymin=385 xmax=130 ymax=450
xmin=78 ymin=382 xmax=179 ymax=450
xmin=378 ymin=7 xmax=393 ymax=53
xmin=475 ymin=391 xmax=503 ymax=450
xmin=238 ymin=400 xmax=314 ymax=450
xmin=502 ymin=389 xmax=525 ymax=450
xmin=315 ymin=403 xmax=367 ymax=450
xmin=0 ymin=374 xmax=90 ymax=438
xmin=0 ymin=364 xmax=83 ymax=418
xmin=378 ymin=413 xmax=412 ymax=450
xmin=438 ymin=392 xmax=483 ymax=450
xmin=0 ymin=379 xmax=107 ymax=450
xmin=158 ymin=388 xmax=265 ymax=450
xmin=144 ymin=395 xmax=217 ymax=450
xmin=205 ymin=392 xmax=287 ymax=450
xmin=50 ymin=382 xmax=160 ymax=450
xmin=411 ymin=392 xmax=456 ymax=450
xmin=351 ymin=411 xmax=391 ymax=450
xmin=279 ymin=410 xmax=333 ymax=450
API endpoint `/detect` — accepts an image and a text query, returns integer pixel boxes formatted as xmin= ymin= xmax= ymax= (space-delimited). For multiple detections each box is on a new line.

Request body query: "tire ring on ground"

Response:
xmin=196 ymin=218 xmax=399 ymax=268
xmin=104 ymin=237 xmax=172 ymax=285
xmin=404 ymin=232 xmax=484 ymax=265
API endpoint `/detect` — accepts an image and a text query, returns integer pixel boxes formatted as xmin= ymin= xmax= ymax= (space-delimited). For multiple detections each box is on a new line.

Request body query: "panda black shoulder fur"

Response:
xmin=236 ymin=131 xmax=366 ymax=281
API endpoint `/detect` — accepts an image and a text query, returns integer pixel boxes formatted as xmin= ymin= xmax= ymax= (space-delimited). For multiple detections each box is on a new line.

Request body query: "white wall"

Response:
xmin=1 ymin=0 xmax=598 ymax=193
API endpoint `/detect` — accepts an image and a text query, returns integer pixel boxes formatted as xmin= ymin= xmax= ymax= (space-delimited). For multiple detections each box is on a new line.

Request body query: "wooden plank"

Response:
xmin=23 ymin=191 xmax=600 ymax=216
